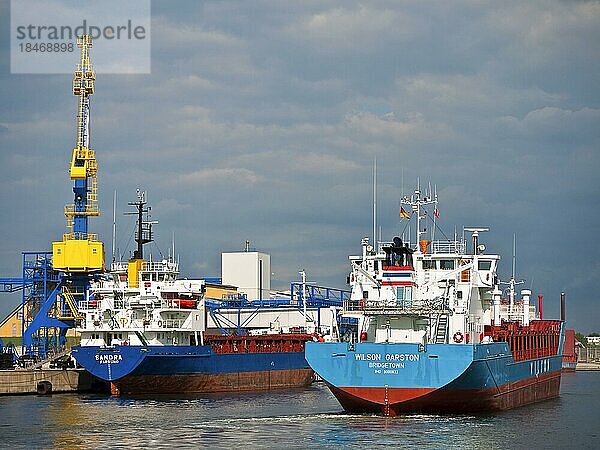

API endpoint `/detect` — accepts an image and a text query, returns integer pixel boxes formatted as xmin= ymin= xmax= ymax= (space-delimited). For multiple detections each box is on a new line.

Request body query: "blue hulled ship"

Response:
xmin=305 ymin=186 xmax=564 ymax=415
xmin=71 ymin=192 xmax=325 ymax=395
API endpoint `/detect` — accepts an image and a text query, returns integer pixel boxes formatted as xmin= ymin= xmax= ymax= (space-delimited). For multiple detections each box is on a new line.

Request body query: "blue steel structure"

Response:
xmin=289 ymin=283 xmax=349 ymax=308
xmin=0 ymin=254 xmax=69 ymax=358
xmin=20 ymin=252 xmax=62 ymax=357
xmin=206 ymin=283 xmax=349 ymax=335
xmin=0 ymin=277 xmax=28 ymax=293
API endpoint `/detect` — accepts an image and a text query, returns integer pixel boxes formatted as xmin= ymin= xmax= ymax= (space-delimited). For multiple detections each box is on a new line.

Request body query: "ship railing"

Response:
xmin=344 ymin=298 xmax=449 ymax=314
xmin=79 ymin=298 xmax=130 ymax=311
xmin=160 ymin=318 xmax=187 ymax=329
xmin=430 ymin=241 xmax=465 ymax=254
xmin=78 ymin=300 xmax=97 ymax=310
xmin=142 ymin=261 xmax=179 ymax=273
xmin=110 ymin=261 xmax=128 ymax=272
xmin=378 ymin=240 xmax=466 ymax=254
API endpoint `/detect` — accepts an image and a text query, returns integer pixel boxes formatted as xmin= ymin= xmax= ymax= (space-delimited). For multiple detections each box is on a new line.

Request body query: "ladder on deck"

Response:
xmin=435 ymin=314 xmax=448 ymax=344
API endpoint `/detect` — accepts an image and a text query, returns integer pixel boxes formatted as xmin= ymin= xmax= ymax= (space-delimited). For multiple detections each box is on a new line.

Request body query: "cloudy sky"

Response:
xmin=0 ymin=1 xmax=599 ymax=332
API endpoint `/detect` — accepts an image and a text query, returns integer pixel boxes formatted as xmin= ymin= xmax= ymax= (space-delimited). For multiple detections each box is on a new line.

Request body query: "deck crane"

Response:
xmin=17 ymin=35 xmax=105 ymax=358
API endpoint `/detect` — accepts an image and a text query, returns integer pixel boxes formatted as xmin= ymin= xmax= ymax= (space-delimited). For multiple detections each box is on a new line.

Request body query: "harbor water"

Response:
xmin=0 ymin=372 xmax=597 ymax=449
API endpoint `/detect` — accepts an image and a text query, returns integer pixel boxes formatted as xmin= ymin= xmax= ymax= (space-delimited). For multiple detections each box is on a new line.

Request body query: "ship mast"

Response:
xmin=400 ymin=183 xmax=436 ymax=253
xmin=499 ymin=233 xmax=524 ymax=319
xmin=125 ymin=190 xmax=156 ymax=260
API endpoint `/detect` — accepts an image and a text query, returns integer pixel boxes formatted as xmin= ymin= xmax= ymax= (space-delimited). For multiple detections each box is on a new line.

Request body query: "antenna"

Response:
xmin=431 ymin=184 xmax=437 ymax=244
xmin=401 ymin=182 xmax=436 ymax=252
xmin=111 ymin=189 xmax=117 ymax=262
xmin=172 ymin=230 xmax=175 ymax=263
xmin=401 ymin=167 xmax=404 ymax=198
xmin=498 ymin=233 xmax=524 ymax=318
xmin=373 ymin=157 xmax=377 ymax=247
xmin=512 ymin=233 xmax=516 ymax=281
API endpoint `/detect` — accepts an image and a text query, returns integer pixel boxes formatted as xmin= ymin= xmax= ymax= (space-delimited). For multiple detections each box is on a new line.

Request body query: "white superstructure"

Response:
xmin=78 ymin=259 xmax=206 ymax=347
xmin=337 ymin=186 xmax=537 ymax=346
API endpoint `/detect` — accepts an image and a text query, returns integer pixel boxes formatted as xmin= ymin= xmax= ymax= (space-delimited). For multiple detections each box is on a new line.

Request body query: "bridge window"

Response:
xmin=396 ymin=286 xmax=412 ymax=307
xmin=422 ymin=260 xmax=436 ymax=270
xmin=440 ymin=260 xmax=455 ymax=270
xmin=478 ymin=260 xmax=492 ymax=270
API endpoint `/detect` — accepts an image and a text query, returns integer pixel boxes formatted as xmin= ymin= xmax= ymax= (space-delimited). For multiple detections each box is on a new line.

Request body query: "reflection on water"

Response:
xmin=1 ymin=373 xmax=598 ymax=449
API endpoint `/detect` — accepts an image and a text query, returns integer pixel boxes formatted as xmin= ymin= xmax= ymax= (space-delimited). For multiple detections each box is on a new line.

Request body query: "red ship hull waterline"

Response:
xmin=329 ymin=370 xmax=561 ymax=415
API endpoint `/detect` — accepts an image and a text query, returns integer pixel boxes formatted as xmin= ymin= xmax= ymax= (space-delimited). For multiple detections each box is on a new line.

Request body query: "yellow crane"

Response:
xmin=52 ymin=34 xmax=104 ymax=272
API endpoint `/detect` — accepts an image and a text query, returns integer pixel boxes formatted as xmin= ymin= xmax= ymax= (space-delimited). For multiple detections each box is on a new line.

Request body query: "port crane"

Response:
xmin=0 ymin=35 xmax=104 ymax=359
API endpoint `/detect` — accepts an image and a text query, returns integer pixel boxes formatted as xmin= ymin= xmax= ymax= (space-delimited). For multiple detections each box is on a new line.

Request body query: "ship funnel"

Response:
xmin=561 ymin=292 xmax=566 ymax=322
xmin=538 ymin=294 xmax=544 ymax=320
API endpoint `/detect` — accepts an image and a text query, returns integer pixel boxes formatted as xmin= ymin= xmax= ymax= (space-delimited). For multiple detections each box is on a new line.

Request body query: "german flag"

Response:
xmin=399 ymin=207 xmax=411 ymax=219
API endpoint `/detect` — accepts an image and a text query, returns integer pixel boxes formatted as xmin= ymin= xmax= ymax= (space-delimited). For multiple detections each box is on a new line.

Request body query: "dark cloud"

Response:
xmin=1 ymin=1 xmax=599 ymax=332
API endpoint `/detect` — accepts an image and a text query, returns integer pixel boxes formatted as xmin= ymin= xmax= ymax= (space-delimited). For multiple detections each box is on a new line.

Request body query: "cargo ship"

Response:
xmin=305 ymin=186 xmax=565 ymax=415
xmin=71 ymin=192 xmax=320 ymax=395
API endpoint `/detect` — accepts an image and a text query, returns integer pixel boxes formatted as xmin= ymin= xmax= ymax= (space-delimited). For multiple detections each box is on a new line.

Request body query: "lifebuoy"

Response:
xmin=453 ymin=331 xmax=464 ymax=343
xmin=157 ymin=320 xmax=163 ymax=328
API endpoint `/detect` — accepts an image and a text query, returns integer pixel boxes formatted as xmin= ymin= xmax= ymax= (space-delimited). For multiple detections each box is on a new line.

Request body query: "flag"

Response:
xmin=434 ymin=208 xmax=439 ymax=219
xmin=399 ymin=207 xmax=411 ymax=219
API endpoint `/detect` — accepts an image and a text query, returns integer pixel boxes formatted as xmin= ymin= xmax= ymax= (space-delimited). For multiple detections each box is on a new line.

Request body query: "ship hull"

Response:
xmin=114 ymin=369 xmax=314 ymax=395
xmin=305 ymin=341 xmax=562 ymax=415
xmin=72 ymin=345 xmax=314 ymax=394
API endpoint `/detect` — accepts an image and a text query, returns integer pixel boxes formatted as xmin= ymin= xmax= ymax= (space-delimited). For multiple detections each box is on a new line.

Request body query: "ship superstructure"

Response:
xmin=306 ymin=185 xmax=564 ymax=415
xmin=77 ymin=191 xmax=205 ymax=350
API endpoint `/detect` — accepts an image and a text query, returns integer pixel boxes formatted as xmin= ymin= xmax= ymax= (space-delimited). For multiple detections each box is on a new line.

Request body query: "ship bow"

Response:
xmin=72 ymin=345 xmax=149 ymax=381
xmin=306 ymin=342 xmax=473 ymax=414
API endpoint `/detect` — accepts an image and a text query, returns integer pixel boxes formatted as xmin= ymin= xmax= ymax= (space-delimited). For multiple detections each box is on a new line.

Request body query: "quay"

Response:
xmin=0 ymin=368 xmax=102 ymax=395
xmin=576 ymin=347 xmax=600 ymax=371
xmin=576 ymin=362 xmax=600 ymax=371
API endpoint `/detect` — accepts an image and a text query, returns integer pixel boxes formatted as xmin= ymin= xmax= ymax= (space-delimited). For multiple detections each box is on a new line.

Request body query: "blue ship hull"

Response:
xmin=305 ymin=341 xmax=562 ymax=415
xmin=72 ymin=345 xmax=314 ymax=394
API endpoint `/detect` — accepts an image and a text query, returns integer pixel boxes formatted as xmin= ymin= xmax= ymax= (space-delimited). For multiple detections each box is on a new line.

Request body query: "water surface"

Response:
xmin=0 ymin=372 xmax=597 ymax=449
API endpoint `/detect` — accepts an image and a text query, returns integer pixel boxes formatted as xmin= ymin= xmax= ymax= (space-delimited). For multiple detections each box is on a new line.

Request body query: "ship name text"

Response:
xmin=95 ymin=354 xmax=123 ymax=364
xmin=354 ymin=353 xmax=420 ymax=362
